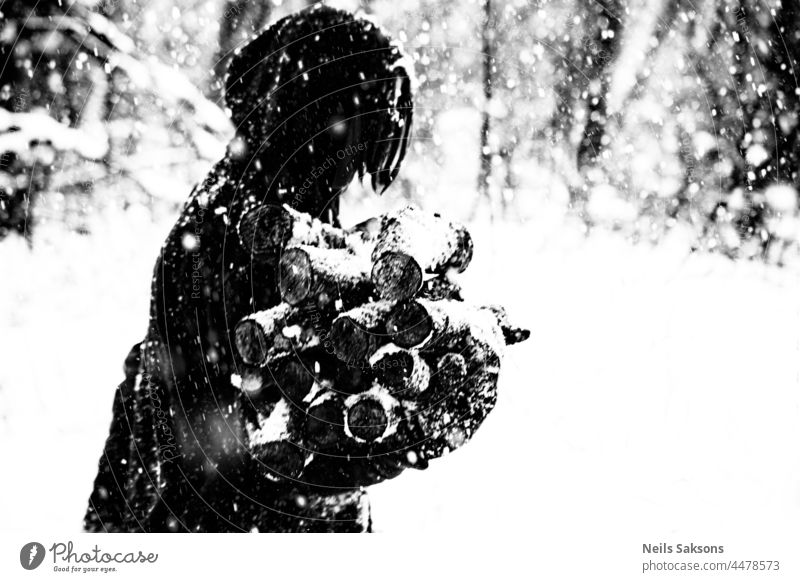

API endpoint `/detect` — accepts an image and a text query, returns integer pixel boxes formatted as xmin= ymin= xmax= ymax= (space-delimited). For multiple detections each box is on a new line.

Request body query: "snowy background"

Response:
xmin=1 ymin=0 xmax=800 ymax=553
xmin=2 ymin=197 xmax=799 ymax=540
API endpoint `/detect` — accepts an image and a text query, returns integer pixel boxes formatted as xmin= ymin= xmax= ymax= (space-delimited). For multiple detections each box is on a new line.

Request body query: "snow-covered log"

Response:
xmin=330 ymin=301 xmax=395 ymax=363
xmin=371 ymin=206 xmax=474 ymax=301
xmin=237 ymin=204 xmax=350 ymax=263
xmin=344 ymin=386 xmax=403 ymax=443
xmin=368 ymin=344 xmax=430 ymax=397
xmin=234 ymin=304 xmax=301 ymax=366
xmin=386 ymin=299 xmax=519 ymax=353
xmin=279 ymin=246 xmax=373 ymax=308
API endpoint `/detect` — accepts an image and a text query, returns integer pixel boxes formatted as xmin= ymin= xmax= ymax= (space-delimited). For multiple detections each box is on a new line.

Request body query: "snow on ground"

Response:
xmin=369 ymin=213 xmax=800 ymax=574
xmin=1 ymin=191 xmax=799 ymax=572
xmin=0 ymin=206 xmax=170 ymax=532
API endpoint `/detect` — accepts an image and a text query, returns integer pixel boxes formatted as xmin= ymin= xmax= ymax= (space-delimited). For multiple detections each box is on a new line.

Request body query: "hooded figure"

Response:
xmin=84 ymin=5 xmax=415 ymax=533
xmin=84 ymin=6 xmax=508 ymax=533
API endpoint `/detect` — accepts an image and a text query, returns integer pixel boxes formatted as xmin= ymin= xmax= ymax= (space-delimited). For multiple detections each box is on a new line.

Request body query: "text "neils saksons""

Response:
xmin=644 ymin=543 xmax=724 ymax=554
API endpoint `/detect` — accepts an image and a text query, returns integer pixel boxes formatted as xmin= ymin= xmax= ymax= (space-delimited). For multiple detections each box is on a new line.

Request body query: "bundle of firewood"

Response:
xmin=232 ymin=204 xmax=529 ymax=481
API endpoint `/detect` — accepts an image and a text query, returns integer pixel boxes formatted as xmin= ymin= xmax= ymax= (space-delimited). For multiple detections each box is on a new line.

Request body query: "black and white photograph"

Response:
xmin=1 ymin=0 xmax=798 ymax=579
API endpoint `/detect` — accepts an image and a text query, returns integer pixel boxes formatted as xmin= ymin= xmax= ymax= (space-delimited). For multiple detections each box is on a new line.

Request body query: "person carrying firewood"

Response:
xmin=84 ymin=4 xmax=527 ymax=533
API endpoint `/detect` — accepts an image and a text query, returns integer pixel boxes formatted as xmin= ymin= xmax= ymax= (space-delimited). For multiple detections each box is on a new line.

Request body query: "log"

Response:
xmin=330 ymin=301 xmax=394 ymax=363
xmin=384 ymin=299 xmax=445 ymax=350
xmin=344 ymin=386 xmax=403 ymax=443
xmin=417 ymin=340 xmax=501 ymax=458
xmin=371 ymin=206 xmax=473 ymax=301
xmin=234 ymin=303 xmax=335 ymax=367
xmin=237 ymin=203 xmax=348 ymax=262
xmin=370 ymin=252 xmax=421 ymax=303
xmin=235 ymin=352 xmax=319 ymax=405
xmin=434 ymin=352 xmax=467 ymax=393
xmin=270 ymin=318 xmax=322 ymax=355
xmin=234 ymin=303 xmax=299 ymax=366
xmin=267 ymin=355 xmax=318 ymax=406
xmin=248 ymin=399 xmax=307 ymax=481
xmin=234 ymin=317 xmax=273 ymax=367
xmin=387 ymin=299 xmax=526 ymax=352
xmin=368 ymin=344 xmax=430 ymax=398
xmin=279 ymin=245 xmax=372 ymax=309
xmin=304 ymin=391 xmax=346 ymax=450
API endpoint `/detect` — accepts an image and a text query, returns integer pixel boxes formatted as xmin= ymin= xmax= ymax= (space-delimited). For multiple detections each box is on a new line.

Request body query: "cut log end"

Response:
xmin=371 ymin=251 xmax=423 ymax=302
xmin=279 ymin=247 xmax=313 ymax=305
xmin=238 ymin=205 xmax=293 ymax=260
xmin=346 ymin=397 xmax=390 ymax=443
xmin=234 ymin=320 xmax=268 ymax=366
xmin=386 ymin=301 xmax=433 ymax=349
xmin=373 ymin=350 xmax=414 ymax=388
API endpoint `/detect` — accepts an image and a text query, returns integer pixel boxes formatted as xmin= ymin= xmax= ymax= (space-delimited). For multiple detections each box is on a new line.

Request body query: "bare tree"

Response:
xmin=0 ymin=0 xmax=230 ymax=241
xmin=574 ymin=0 xmax=625 ymax=173
xmin=547 ymin=0 xmax=625 ymax=205
xmin=478 ymin=0 xmax=496 ymax=205
xmin=684 ymin=0 xmax=800 ymax=258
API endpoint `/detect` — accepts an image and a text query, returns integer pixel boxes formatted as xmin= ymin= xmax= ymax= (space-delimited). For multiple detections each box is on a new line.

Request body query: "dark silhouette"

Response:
xmin=84 ymin=5 xmax=424 ymax=532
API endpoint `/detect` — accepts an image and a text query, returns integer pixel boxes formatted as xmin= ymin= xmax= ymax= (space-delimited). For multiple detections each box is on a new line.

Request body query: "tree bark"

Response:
xmin=575 ymin=0 xmax=625 ymax=172
xmin=478 ymin=0 xmax=496 ymax=204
